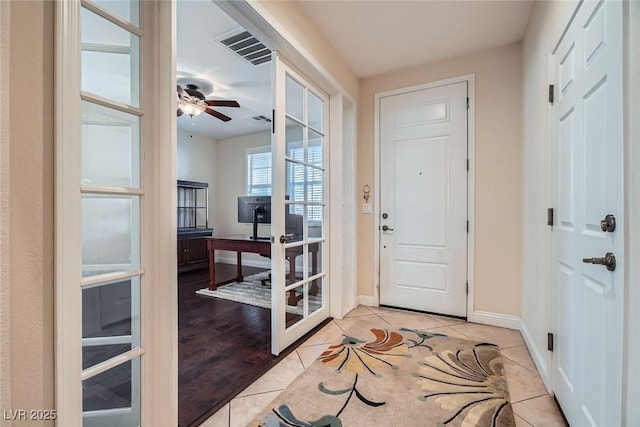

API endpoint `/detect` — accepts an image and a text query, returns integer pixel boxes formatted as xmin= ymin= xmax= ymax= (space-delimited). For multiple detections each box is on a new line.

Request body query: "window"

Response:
xmin=246 ymin=145 xmax=323 ymax=222
xmin=246 ymin=147 xmax=272 ymax=196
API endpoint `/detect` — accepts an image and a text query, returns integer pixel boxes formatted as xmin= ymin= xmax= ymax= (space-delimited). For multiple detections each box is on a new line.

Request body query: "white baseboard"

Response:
xmin=357 ymin=295 xmax=375 ymax=307
xmin=468 ymin=310 xmax=521 ymax=330
xmin=215 ymin=256 xmax=271 ymax=269
xmin=520 ymin=321 xmax=552 ymax=393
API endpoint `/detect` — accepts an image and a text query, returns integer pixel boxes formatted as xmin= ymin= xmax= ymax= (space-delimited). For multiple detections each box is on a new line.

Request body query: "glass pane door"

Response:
xmin=80 ymin=1 xmax=142 ymax=425
xmin=271 ymin=53 xmax=330 ymax=355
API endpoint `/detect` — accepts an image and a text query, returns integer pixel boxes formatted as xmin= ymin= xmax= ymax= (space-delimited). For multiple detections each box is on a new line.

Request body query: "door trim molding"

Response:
xmin=373 ymin=74 xmax=476 ymax=318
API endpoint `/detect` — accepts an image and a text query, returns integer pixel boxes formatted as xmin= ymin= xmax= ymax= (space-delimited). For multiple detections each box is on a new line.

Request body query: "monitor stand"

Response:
xmin=251 ymin=206 xmax=270 ymax=241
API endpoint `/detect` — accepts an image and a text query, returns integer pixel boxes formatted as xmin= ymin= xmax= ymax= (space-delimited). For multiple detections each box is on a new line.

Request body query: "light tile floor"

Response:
xmin=200 ymin=305 xmax=567 ymax=427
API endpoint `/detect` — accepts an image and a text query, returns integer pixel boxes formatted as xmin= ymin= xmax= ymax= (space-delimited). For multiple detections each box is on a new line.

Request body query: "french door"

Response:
xmin=552 ymin=0 xmax=624 ymax=425
xmin=271 ymin=53 xmax=330 ymax=355
xmin=56 ymin=1 xmax=176 ymax=425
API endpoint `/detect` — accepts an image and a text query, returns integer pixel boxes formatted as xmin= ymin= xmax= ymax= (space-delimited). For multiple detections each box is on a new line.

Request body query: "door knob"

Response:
xmin=582 ymin=252 xmax=616 ymax=271
xmin=600 ymin=214 xmax=616 ymax=232
xmin=381 ymin=225 xmax=394 ymax=231
xmin=279 ymin=234 xmax=294 ymax=244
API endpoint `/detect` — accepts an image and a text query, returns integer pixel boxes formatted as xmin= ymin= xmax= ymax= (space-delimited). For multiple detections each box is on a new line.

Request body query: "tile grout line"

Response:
xmin=514 ymin=413 xmax=534 ymax=427
xmin=500 ymin=352 xmax=540 ymax=376
xmin=294 ymin=348 xmax=306 ymax=370
xmin=510 ymin=393 xmax=549 ymax=405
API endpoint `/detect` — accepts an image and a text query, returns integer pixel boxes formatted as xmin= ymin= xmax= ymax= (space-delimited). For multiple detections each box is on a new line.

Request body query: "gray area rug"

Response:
xmin=196 ymin=272 xmax=322 ymax=315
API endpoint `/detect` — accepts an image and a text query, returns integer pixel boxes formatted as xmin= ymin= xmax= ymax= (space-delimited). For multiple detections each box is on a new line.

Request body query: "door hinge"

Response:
xmin=466 ymin=221 xmax=469 ymax=233
xmin=466 ymin=159 xmax=469 ymax=171
xmin=466 ymin=97 xmax=470 ymax=109
xmin=548 ymin=332 xmax=554 ymax=352
xmin=272 ymin=109 xmax=275 ymax=134
xmin=466 ymin=282 xmax=469 ymax=295
xmin=547 ymin=208 xmax=554 ymax=226
xmin=548 ymin=85 xmax=554 ymax=104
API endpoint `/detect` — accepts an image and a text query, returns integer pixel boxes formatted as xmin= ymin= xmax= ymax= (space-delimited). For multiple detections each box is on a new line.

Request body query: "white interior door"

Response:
xmin=379 ymin=82 xmax=468 ymax=317
xmin=552 ymin=1 xmax=624 ymax=425
xmin=271 ymin=53 xmax=330 ymax=355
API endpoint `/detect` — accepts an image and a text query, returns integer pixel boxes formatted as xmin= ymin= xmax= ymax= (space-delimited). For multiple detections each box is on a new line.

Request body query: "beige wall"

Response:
xmin=357 ymin=43 xmax=523 ymax=317
xmin=216 ymin=131 xmax=271 ymax=265
xmin=177 ymin=128 xmax=219 ymax=228
xmin=2 ymin=1 xmax=55 ymax=423
xmin=256 ymin=0 xmax=358 ymax=100
xmin=520 ymin=0 xmax=572 ymax=388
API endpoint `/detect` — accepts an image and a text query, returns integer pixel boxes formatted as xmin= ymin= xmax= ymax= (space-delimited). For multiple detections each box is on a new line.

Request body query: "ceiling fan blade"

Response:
xmin=177 ymin=108 xmax=184 ymax=117
xmin=205 ymin=99 xmax=240 ymax=108
xmin=177 ymin=85 xmax=187 ymax=98
xmin=205 ymin=107 xmax=232 ymax=122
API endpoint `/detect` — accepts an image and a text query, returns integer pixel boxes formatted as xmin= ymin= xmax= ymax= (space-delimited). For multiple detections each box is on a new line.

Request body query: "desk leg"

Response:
xmin=287 ymin=256 xmax=298 ymax=306
xmin=236 ymin=251 xmax=244 ymax=282
xmin=310 ymin=249 xmax=318 ymax=295
xmin=208 ymin=246 xmax=216 ymax=291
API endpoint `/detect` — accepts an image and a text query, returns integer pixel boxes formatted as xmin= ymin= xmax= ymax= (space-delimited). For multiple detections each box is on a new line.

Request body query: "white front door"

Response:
xmin=379 ymin=81 xmax=468 ymax=317
xmin=271 ymin=53 xmax=330 ymax=355
xmin=552 ymin=1 xmax=624 ymax=425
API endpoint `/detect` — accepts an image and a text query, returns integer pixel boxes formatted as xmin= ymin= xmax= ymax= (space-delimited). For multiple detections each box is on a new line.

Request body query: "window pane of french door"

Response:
xmin=307 ymin=91 xmax=323 ymax=132
xmin=308 ymin=205 xmax=324 ymax=237
xmin=81 ymin=7 xmax=140 ymax=106
xmin=82 ymin=357 xmax=140 ymax=424
xmin=82 ymin=277 xmax=140 ymax=369
xmin=82 ymin=101 xmax=140 ymax=188
xmin=92 ymin=0 xmax=140 ymax=27
xmin=82 ymin=195 xmax=140 ymax=276
xmin=285 ymin=283 xmax=305 ymax=329
xmin=285 ymin=119 xmax=303 ymax=159
xmin=285 ymin=75 xmax=304 ymax=122
xmin=307 ymin=129 xmax=323 ymax=167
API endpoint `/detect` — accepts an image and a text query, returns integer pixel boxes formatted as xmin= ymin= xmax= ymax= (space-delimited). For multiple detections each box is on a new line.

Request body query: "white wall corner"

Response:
xmin=468 ymin=310 xmax=521 ymax=330
xmin=357 ymin=295 xmax=375 ymax=307
xmin=520 ymin=320 xmax=552 ymax=393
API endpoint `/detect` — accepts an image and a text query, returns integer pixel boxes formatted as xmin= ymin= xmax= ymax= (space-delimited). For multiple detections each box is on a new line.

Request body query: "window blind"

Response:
xmin=246 ymin=146 xmax=323 ymax=222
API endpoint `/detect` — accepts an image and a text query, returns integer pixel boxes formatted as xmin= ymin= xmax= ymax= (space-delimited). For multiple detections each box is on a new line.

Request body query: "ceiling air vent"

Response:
xmin=251 ymin=115 xmax=272 ymax=123
xmin=219 ymin=30 xmax=271 ymax=66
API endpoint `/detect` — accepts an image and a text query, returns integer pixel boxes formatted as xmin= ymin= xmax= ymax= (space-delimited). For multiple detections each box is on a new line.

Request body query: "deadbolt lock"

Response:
xmin=582 ymin=252 xmax=616 ymax=272
xmin=600 ymin=214 xmax=616 ymax=232
xmin=382 ymin=213 xmax=388 ymax=219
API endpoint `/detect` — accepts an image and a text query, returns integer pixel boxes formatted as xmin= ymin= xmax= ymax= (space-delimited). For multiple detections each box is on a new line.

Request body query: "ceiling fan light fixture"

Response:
xmin=179 ymin=99 xmax=206 ymax=116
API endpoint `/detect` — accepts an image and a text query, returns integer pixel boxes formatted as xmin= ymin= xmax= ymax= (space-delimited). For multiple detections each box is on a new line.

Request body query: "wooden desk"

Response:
xmin=205 ymin=235 xmax=319 ymax=306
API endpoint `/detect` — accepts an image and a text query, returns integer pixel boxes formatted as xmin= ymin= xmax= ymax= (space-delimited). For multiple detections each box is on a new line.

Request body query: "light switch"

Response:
xmin=362 ymin=203 xmax=372 ymax=214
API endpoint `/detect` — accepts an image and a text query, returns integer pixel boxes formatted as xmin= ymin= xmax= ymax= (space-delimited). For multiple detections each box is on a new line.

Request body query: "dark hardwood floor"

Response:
xmin=178 ymin=264 xmax=328 ymax=427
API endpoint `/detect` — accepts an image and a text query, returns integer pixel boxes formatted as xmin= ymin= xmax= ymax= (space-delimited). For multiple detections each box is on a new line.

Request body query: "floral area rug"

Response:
xmin=249 ymin=319 xmax=515 ymax=427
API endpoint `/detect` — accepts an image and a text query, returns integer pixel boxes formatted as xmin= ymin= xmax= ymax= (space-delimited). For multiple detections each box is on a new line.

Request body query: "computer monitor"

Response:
xmin=238 ymin=196 xmax=271 ymax=241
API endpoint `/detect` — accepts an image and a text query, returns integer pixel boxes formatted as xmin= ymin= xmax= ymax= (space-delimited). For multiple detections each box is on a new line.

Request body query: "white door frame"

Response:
xmin=373 ymin=74 xmax=476 ymax=318
xmin=217 ymin=0 xmax=358 ymax=320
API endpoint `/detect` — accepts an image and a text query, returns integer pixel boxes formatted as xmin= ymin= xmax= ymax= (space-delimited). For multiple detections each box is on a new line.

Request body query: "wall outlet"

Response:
xmin=362 ymin=203 xmax=372 ymax=214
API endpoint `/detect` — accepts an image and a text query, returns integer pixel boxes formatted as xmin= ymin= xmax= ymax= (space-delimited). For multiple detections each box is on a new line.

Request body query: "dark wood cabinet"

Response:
xmin=177 ymin=180 xmax=212 ymax=273
xmin=178 ymin=229 xmax=213 ymax=273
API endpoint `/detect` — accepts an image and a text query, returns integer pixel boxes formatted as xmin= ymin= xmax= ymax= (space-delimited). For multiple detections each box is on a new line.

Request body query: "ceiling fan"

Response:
xmin=176 ymin=84 xmax=240 ymax=122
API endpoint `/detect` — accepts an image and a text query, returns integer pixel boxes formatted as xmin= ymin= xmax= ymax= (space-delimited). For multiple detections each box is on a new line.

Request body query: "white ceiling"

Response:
xmin=298 ymin=0 xmax=535 ymax=78
xmin=176 ymin=0 xmax=534 ymax=140
xmin=176 ymin=0 xmax=272 ymax=140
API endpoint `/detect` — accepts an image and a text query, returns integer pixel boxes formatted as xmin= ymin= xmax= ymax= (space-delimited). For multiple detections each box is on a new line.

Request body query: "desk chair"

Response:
xmin=260 ymin=213 xmax=304 ymax=287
